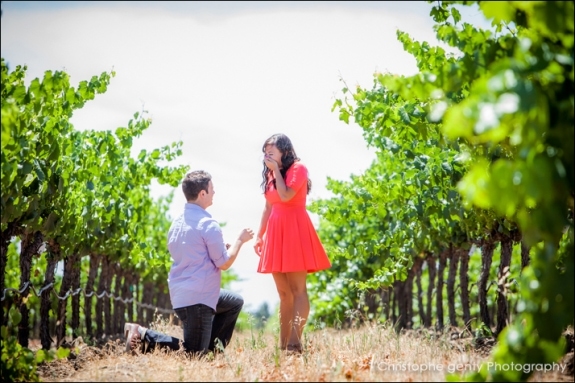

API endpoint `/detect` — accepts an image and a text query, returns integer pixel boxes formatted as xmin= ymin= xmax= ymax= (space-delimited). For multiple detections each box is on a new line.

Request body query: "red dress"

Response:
xmin=257 ymin=162 xmax=331 ymax=273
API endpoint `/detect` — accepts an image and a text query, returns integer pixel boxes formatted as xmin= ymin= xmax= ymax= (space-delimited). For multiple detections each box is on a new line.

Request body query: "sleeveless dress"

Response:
xmin=257 ymin=161 xmax=331 ymax=273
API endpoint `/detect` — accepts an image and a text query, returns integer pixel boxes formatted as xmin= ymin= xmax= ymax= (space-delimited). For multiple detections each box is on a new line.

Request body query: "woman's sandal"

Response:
xmin=286 ymin=343 xmax=303 ymax=354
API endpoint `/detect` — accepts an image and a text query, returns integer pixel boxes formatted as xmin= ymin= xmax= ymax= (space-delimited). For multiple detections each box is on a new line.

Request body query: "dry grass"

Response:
xmin=35 ymin=318 xmax=573 ymax=382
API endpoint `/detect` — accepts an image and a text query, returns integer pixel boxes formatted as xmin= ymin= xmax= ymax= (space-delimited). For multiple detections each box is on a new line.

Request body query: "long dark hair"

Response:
xmin=260 ymin=133 xmax=311 ymax=194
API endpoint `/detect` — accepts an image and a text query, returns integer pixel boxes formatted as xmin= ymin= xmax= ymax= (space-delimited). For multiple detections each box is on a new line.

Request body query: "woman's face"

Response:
xmin=264 ymin=144 xmax=283 ymax=169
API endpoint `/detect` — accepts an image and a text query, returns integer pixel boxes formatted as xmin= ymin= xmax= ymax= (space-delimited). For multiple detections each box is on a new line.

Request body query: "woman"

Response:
xmin=254 ymin=133 xmax=331 ymax=353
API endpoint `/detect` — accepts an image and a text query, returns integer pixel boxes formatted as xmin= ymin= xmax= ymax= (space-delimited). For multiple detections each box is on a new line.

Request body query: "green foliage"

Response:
xmin=462 ymin=232 xmax=573 ymax=381
xmin=313 ymin=1 xmax=573 ymax=381
xmin=1 ymin=328 xmax=42 ymax=382
xmin=1 ymin=55 xmax=189 ymax=356
xmin=2 ymin=239 xmax=49 ymax=339
xmin=1 ymin=318 xmax=69 ymax=382
xmin=1 ymin=57 xmax=188 ymax=272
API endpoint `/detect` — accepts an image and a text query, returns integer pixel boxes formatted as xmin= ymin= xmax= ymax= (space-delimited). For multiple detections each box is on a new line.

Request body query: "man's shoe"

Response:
xmin=124 ymin=323 xmax=141 ymax=353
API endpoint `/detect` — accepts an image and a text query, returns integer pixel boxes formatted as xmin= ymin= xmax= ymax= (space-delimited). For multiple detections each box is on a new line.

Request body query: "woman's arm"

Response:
xmin=272 ymin=167 xmax=297 ymax=202
xmin=254 ymin=201 xmax=272 ymax=256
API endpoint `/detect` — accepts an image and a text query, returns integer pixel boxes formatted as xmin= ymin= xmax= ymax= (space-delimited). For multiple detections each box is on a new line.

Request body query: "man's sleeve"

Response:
xmin=204 ymin=220 xmax=230 ymax=268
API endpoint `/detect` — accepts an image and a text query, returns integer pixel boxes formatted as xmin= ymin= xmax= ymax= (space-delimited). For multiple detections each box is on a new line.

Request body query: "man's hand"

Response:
xmin=220 ymin=229 xmax=254 ymax=271
xmin=239 ymin=228 xmax=254 ymax=243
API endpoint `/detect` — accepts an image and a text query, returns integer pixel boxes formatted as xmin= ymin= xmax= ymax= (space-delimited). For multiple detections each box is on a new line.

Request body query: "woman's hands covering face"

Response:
xmin=264 ymin=155 xmax=280 ymax=171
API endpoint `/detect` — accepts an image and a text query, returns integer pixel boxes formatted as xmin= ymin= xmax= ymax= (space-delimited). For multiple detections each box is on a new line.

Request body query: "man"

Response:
xmin=124 ymin=170 xmax=254 ymax=354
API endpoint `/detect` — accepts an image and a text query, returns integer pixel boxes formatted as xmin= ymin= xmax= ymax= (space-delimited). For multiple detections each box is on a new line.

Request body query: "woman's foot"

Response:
xmin=286 ymin=343 xmax=303 ymax=354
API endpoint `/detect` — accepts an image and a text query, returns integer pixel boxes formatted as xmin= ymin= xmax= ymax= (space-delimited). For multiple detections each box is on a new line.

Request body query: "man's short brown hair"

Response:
xmin=182 ymin=170 xmax=211 ymax=201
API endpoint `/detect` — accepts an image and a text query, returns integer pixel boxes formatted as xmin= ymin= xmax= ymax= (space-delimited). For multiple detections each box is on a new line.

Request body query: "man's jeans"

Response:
xmin=141 ymin=289 xmax=243 ymax=354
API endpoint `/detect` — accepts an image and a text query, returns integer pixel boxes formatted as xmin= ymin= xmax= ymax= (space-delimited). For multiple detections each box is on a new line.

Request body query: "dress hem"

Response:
xmin=257 ymin=267 xmax=330 ymax=274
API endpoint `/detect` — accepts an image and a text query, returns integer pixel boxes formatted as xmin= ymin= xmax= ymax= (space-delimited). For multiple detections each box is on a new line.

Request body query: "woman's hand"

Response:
xmin=264 ymin=155 xmax=280 ymax=171
xmin=254 ymin=236 xmax=264 ymax=257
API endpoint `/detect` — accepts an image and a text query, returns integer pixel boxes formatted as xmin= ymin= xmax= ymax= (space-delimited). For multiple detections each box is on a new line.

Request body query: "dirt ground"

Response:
xmin=33 ymin=325 xmax=574 ymax=382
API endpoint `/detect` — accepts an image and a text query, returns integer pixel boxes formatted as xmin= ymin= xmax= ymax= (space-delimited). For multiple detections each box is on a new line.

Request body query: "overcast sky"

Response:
xmin=1 ymin=1 xmax=489 ymax=312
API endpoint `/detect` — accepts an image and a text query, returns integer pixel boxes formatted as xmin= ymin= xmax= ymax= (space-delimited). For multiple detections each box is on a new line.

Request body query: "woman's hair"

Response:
xmin=260 ymin=133 xmax=311 ymax=194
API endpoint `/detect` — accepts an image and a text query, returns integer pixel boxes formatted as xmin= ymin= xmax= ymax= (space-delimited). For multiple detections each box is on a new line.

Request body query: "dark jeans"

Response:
xmin=141 ymin=289 xmax=243 ymax=354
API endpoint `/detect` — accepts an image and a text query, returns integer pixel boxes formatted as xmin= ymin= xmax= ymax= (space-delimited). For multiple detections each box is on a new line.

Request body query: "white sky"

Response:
xmin=1 ymin=1 xmax=489 ymax=312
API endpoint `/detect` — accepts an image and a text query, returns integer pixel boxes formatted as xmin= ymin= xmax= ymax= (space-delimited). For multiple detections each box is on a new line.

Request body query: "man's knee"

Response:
xmin=234 ymin=295 xmax=244 ymax=310
xmin=219 ymin=289 xmax=244 ymax=312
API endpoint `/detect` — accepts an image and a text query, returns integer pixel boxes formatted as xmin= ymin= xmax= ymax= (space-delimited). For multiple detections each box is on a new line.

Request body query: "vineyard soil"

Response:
xmin=34 ymin=323 xmax=573 ymax=382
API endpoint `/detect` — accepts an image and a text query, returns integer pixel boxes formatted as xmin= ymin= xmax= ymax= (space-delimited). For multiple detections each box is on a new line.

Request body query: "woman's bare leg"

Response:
xmin=272 ymin=273 xmax=294 ymax=349
xmin=286 ymin=272 xmax=309 ymax=350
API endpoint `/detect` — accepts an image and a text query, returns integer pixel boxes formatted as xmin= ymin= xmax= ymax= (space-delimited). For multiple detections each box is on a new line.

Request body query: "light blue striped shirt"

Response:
xmin=167 ymin=203 xmax=230 ymax=311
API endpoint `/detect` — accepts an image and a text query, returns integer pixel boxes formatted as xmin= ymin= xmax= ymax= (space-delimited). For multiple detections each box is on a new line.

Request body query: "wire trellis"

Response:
xmin=1 ymin=281 xmax=174 ymax=314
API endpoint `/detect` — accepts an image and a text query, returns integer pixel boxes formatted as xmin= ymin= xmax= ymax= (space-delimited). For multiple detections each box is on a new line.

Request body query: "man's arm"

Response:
xmin=219 ymin=228 xmax=254 ymax=270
